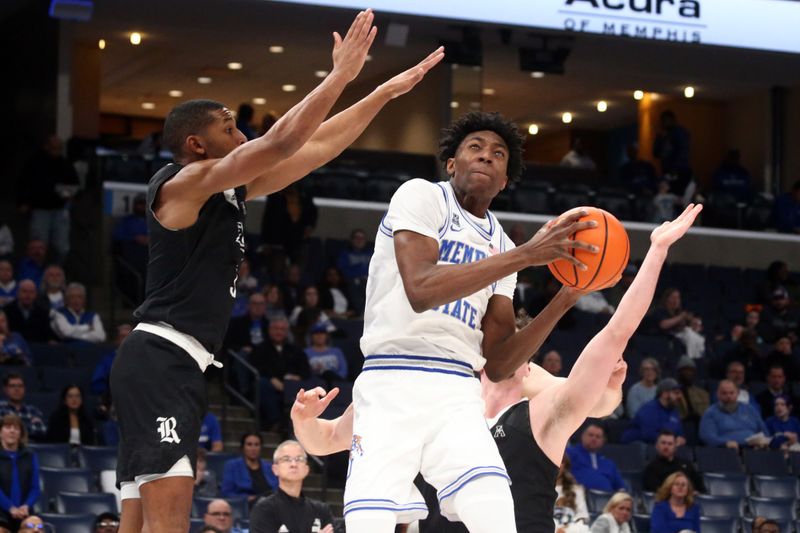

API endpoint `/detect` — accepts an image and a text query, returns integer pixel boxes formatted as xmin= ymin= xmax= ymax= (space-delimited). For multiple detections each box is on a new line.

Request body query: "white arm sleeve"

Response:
xmin=383 ymin=179 xmax=447 ymax=241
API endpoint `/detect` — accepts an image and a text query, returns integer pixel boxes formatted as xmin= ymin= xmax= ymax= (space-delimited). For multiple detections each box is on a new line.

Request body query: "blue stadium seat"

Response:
xmin=24 ymin=392 xmax=60 ymax=417
xmin=585 ymin=489 xmax=613 ymax=513
xmin=632 ymin=514 xmax=651 ymax=533
xmin=29 ymin=343 xmax=71 ymax=367
xmin=751 ymin=475 xmax=799 ymax=498
xmin=205 ymin=452 xmax=237 ymax=484
xmin=78 ymin=446 xmax=118 ymax=473
xmin=41 ymin=513 xmax=96 ymax=532
xmin=703 ymin=472 xmax=749 ymax=497
xmin=57 ymin=491 xmax=118 ymax=514
xmin=742 ymin=448 xmax=790 ymax=476
xmin=40 ymin=467 xmax=94 ymax=504
xmin=748 ymin=496 xmax=797 ymax=521
xmin=790 ymin=452 xmax=800 ymax=474
xmin=69 ymin=342 xmax=108 ymax=369
xmin=601 ymin=443 xmax=646 ymax=473
xmin=363 ymin=178 xmax=401 ymax=203
xmin=189 ymin=518 xmax=206 ymax=533
xmin=695 ymin=447 xmax=742 ymax=473
xmin=512 ymin=184 xmax=552 ymax=214
xmin=640 ymin=492 xmax=655 ymax=514
xmin=695 ymin=494 xmax=743 ymax=518
xmin=622 ymin=472 xmax=642 ymax=495
xmin=700 ymin=517 xmax=738 ymax=533
xmin=27 ymin=443 xmax=71 ymax=468
xmin=40 ymin=366 xmax=92 ymax=393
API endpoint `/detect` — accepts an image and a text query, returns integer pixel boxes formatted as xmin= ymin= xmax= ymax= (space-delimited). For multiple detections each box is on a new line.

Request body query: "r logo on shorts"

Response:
xmin=157 ymin=416 xmax=181 ymax=444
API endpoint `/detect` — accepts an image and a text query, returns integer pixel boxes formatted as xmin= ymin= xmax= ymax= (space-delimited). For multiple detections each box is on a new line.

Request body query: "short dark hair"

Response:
xmin=95 ymin=512 xmax=120 ymax=527
xmin=438 ymin=111 xmax=525 ymax=182
xmin=237 ymin=103 xmax=254 ymax=122
xmin=240 ymin=432 xmax=262 ymax=449
xmin=2 ymin=373 xmax=22 ymax=387
xmin=163 ymin=99 xmax=225 ymax=156
xmin=657 ymin=429 xmax=676 ymax=439
xmin=199 ymin=527 xmax=223 ymax=533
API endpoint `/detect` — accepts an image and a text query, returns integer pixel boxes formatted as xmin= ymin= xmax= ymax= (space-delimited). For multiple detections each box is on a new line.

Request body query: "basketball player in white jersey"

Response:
xmin=291 ymin=203 xmax=702 ymax=531
xmin=333 ymin=111 xmax=603 ymax=533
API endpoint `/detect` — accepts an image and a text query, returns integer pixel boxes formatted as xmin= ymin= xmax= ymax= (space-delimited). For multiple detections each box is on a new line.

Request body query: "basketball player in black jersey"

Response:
xmin=109 ymin=10 xmax=444 ymax=532
xmin=291 ymin=204 xmax=702 ymax=531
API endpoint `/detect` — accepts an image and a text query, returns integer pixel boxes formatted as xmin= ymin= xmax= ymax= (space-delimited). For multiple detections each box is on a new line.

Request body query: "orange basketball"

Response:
xmin=547 ymin=206 xmax=630 ymax=291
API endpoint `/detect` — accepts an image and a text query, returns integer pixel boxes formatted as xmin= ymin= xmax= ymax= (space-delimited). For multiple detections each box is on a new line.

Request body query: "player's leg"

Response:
xmin=118 ymin=490 xmax=143 ymax=533
xmin=140 ymin=476 xmax=194 ymax=532
xmin=452 ymin=476 xmax=516 ymax=533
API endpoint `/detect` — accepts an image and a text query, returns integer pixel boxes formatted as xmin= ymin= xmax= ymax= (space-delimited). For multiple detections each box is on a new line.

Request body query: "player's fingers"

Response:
xmin=344 ymin=11 xmax=364 ymax=41
xmin=419 ymin=47 xmax=445 ymax=70
xmin=295 ymin=388 xmax=306 ymax=402
xmin=365 ymin=25 xmax=378 ymax=47
xmin=357 ymin=10 xmax=375 ymax=41
xmin=305 ymin=387 xmax=328 ymax=400
xmin=352 ymin=9 xmax=371 ymax=42
xmin=332 ymin=32 xmax=342 ymax=49
xmin=321 ymin=387 xmax=340 ymax=405
xmin=566 ymin=239 xmax=599 ymax=253
xmin=557 ymin=210 xmax=588 ymax=227
xmin=558 ymin=250 xmax=588 ymax=271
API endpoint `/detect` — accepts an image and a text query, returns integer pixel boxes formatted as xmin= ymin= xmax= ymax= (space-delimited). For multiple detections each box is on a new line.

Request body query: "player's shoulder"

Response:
xmin=394 ymin=178 xmax=445 ymax=197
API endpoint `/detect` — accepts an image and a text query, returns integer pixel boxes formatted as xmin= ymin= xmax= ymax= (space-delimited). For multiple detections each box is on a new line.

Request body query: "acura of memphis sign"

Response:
xmin=278 ymin=0 xmax=800 ymax=54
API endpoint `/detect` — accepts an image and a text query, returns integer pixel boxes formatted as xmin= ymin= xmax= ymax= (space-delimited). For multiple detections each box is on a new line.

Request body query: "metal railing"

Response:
xmin=222 ymin=349 xmax=261 ymax=433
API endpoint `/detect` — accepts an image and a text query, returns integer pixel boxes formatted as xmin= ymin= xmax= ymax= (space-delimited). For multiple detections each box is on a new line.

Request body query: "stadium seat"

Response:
xmin=632 ymin=514 xmax=651 ymax=533
xmin=695 ymin=447 xmax=742 ymax=473
xmin=748 ymin=496 xmax=797 ymax=521
xmin=40 ymin=467 xmax=94 ymax=504
xmin=69 ymin=342 xmax=107 ymax=368
xmin=27 ymin=443 xmax=71 ymax=468
xmin=700 ymin=517 xmax=738 ymax=533
xmin=57 ymin=491 xmax=118 ymax=514
xmin=674 ymin=444 xmax=694 ymax=463
xmin=205 ymin=452 xmax=237 ymax=483
xmin=751 ymin=475 xmax=799 ymax=498
xmin=703 ymin=472 xmax=749 ymax=497
xmin=512 ymin=183 xmax=552 ymax=214
xmin=595 ymin=190 xmax=633 ymax=221
xmin=742 ymin=448 xmax=790 ymax=476
xmin=193 ymin=496 xmax=249 ymax=520
xmin=189 ymin=518 xmax=206 ymax=533
xmin=585 ymin=489 xmax=613 ymax=513
xmin=25 ymin=392 xmax=60 ymax=417
xmin=362 ymin=177 xmax=401 ymax=203
xmin=601 ymin=443 xmax=646 ymax=473
xmin=640 ymin=492 xmax=655 ymax=514
xmin=40 ymin=513 xmax=96 ymax=533
xmin=40 ymin=366 xmax=92 ymax=393
xmin=29 ymin=343 xmax=71 ymax=367
xmin=694 ymin=494 xmax=743 ymax=518
xmin=78 ymin=446 xmax=118 ymax=473
xmin=790 ymin=452 xmax=800 ymax=474
xmin=622 ymin=472 xmax=642 ymax=495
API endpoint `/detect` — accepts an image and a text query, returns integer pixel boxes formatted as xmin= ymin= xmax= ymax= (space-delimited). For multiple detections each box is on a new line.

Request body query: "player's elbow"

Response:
xmin=405 ymin=287 xmax=433 ymax=314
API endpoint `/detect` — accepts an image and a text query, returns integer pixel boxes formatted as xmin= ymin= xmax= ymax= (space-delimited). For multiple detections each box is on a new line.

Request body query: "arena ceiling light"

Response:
xmin=197 ymin=77 xmax=212 ymax=84
xmin=562 ymin=112 xmax=573 ymax=124
xmin=482 ymin=88 xmax=496 ymax=96
xmin=684 ymin=86 xmax=696 ymax=98
xmin=168 ymin=90 xmax=183 ymax=97
xmin=252 ymin=97 xmax=267 ymax=105
xmin=633 ymin=90 xmax=644 ymax=101
xmin=141 ymin=102 xmax=155 ymax=110
xmin=129 ymin=32 xmax=142 ymax=45
xmin=269 ymin=45 xmax=284 ymax=53
xmin=597 ymin=100 xmax=608 ymax=112
xmin=314 ymin=70 xmax=328 ymax=78
xmin=227 ymin=62 xmax=243 ymax=70
xmin=282 ymin=84 xmax=297 ymax=92
xmin=98 ymin=39 xmax=105 ymax=50
xmin=528 ymin=124 xmax=539 ymax=135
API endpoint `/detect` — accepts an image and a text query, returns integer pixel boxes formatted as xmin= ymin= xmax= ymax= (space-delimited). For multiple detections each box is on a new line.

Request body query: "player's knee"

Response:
xmin=451 ymin=475 xmax=516 ymax=533
xmin=345 ymin=510 xmax=397 ymax=533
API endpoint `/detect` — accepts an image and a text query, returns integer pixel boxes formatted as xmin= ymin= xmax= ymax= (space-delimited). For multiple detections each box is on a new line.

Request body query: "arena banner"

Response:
xmin=277 ymin=0 xmax=800 ymax=54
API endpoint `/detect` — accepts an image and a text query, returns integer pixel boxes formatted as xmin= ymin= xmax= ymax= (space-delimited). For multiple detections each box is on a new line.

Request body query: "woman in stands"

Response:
xmin=554 ymin=455 xmax=590 ymax=530
xmin=45 ymin=384 xmax=96 ymax=445
xmin=289 ymin=285 xmax=336 ymax=343
xmin=319 ymin=266 xmax=353 ymax=319
xmin=650 ymin=472 xmax=700 ymax=533
xmin=221 ymin=432 xmax=278 ymax=504
xmin=0 ymin=311 xmax=31 ymax=366
xmin=0 ymin=414 xmax=40 ymax=529
xmin=17 ymin=515 xmax=43 ymax=533
xmin=626 ymin=358 xmax=660 ymax=417
xmin=262 ymin=284 xmax=289 ymax=322
xmin=766 ymin=395 xmax=800 ymax=451
xmin=590 ymin=492 xmax=634 ymax=533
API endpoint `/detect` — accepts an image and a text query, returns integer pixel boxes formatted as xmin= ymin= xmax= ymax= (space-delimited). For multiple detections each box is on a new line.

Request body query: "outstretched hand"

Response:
xmin=524 ymin=210 xmax=599 ymax=269
xmin=378 ymin=47 xmax=445 ymax=99
xmin=331 ymin=9 xmax=377 ymax=83
xmin=290 ymin=387 xmax=339 ymax=423
xmin=650 ymin=203 xmax=703 ymax=248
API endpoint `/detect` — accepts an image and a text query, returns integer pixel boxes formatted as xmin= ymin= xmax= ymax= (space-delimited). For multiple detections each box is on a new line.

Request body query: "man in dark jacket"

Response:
xmin=2 ymin=281 xmax=53 ymax=343
xmin=643 ymin=430 xmax=705 ymax=493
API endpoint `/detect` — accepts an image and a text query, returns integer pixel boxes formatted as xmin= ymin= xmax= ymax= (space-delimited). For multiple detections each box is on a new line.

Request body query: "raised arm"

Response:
xmin=522 ymin=361 xmax=623 ymax=418
xmin=290 ymin=387 xmax=353 ymax=456
xmin=532 ymin=204 xmax=703 ymax=462
xmin=246 ymin=47 xmax=445 ymax=199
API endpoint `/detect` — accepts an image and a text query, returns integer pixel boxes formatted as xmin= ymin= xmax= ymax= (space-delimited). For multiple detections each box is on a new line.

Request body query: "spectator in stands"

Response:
xmin=643 ymin=430 xmax=704 ymax=493
xmin=221 ymin=433 xmax=278 ymax=502
xmin=554 ymin=455 xmax=590 ymax=527
xmin=280 ymin=264 xmax=303 ymax=313
xmin=759 ymin=287 xmax=799 ymax=344
xmin=759 ymin=260 xmax=800 ymax=305
xmin=225 ymin=293 xmax=269 ymax=355
xmin=45 ymin=384 xmax=95 ymax=445
xmin=236 ymin=258 xmax=260 ymax=297
xmin=651 ymin=180 xmax=679 ymax=223
xmin=720 ymin=328 xmax=764 ymax=380
xmin=90 ymin=323 xmax=131 ymax=397
xmin=674 ymin=356 xmax=709 ymax=425
xmin=652 ymin=111 xmax=691 ymax=193
xmin=51 ymin=282 xmax=106 ymax=343
xmin=289 ymin=285 xmax=336 ymax=343
xmin=18 ymin=135 xmax=78 ymax=264
xmin=199 ymin=412 xmax=223 ymax=452
xmin=251 ymin=318 xmax=310 ymax=431
xmin=650 ymin=472 xmax=700 ymax=533
xmin=712 ymin=149 xmax=753 ymax=204
xmin=94 ymin=511 xmax=120 ymax=533
xmin=336 ymin=228 xmax=373 ymax=315
xmin=566 ymin=423 xmax=626 ymax=492
xmin=575 ymin=290 xmax=614 ymax=315
xmin=15 ymin=242 xmax=46 ymax=289
xmin=763 ymin=336 xmax=798 ymax=381
xmin=618 ymin=142 xmax=658 ymax=196
xmin=236 ymin=103 xmax=257 ymax=140
xmin=590 ymin=492 xmax=633 ymax=533
xmin=0 ymin=222 xmax=12 ymax=261
xmin=0 ymin=374 xmax=46 ymax=440
xmin=699 ymin=380 xmax=769 ymax=450
xmin=751 ymin=517 xmax=767 ymax=533
xmin=626 ymin=358 xmax=660 ymax=418
xmin=0 ymin=311 xmax=31 ymax=366
xmin=2 ymin=280 xmax=53 ymax=344
xmin=539 ymin=350 xmax=563 ymax=377
xmin=111 ymin=194 xmax=148 ymax=291
xmin=262 ymin=284 xmax=288 ymax=322
xmin=305 ymin=324 xmax=347 ymax=382
xmin=773 ymin=180 xmax=800 ymax=234
xmin=260 ymin=185 xmax=318 ymax=269
xmin=194 ymin=448 xmax=219 ymax=498
xmin=654 ymin=288 xmax=705 ymax=360
xmin=0 ymin=262 xmax=16 ymax=307
xmin=743 ymin=310 xmax=764 ymax=344
xmin=757 ymin=364 xmax=797 ymax=418
xmin=319 ymin=266 xmax=352 ymax=319
xmin=758 ymin=521 xmax=781 ymax=533
xmin=199 ymin=527 xmax=222 ymax=533
xmin=18 ymin=515 xmax=44 ymax=533
xmin=726 ymin=360 xmax=762 ymax=413
xmin=765 ymin=395 xmax=800 ymax=451
xmin=260 ymin=112 xmax=278 ymax=136
xmin=250 ymin=440 xmax=334 ymax=532
xmin=0 ymin=414 xmax=40 ymax=528
xmin=560 ymin=138 xmax=597 ymax=170
xmin=622 ymin=378 xmax=684 ymax=445
xmin=203 ymin=498 xmax=245 ymax=533
xmin=37 ymin=265 xmax=65 ymax=312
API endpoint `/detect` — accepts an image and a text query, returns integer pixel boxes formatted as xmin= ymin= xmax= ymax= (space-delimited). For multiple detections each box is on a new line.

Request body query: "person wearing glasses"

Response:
xmin=203 ymin=499 xmax=246 ymax=533
xmin=250 ymin=440 xmax=334 ymax=532
xmin=17 ymin=515 xmax=43 ymax=532
xmin=94 ymin=511 xmax=119 ymax=533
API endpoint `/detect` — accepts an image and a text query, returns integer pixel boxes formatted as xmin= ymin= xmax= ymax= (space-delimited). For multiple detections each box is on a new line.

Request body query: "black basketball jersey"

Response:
xmin=134 ymin=163 xmax=247 ymax=352
xmin=489 ymin=399 xmax=559 ymax=533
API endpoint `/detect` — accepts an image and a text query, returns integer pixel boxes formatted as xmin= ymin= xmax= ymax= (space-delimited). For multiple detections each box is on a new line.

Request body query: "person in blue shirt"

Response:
xmin=712 ymin=149 xmax=753 ymax=204
xmin=650 ymin=471 xmax=700 ymax=533
xmin=765 ymin=395 xmax=800 ymax=451
xmin=335 ymin=229 xmax=373 ymax=314
xmin=622 ymin=378 xmax=685 ymax=445
xmin=773 ymin=180 xmax=800 ymax=234
xmin=221 ymin=432 xmax=278 ymax=504
xmin=700 ymin=380 xmax=769 ymax=450
xmin=566 ymin=423 xmax=626 ymax=492
xmin=199 ymin=412 xmax=223 ymax=452
xmin=0 ymin=414 xmax=40 ymax=530
xmin=91 ymin=324 xmax=133 ymax=396
xmin=304 ymin=324 xmax=348 ymax=381
xmin=0 ymin=261 xmax=17 ymax=307
xmin=15 ymin=241 xmax=46 ymax=289
xmin=0 ymin=311 xmax=31 ymax=366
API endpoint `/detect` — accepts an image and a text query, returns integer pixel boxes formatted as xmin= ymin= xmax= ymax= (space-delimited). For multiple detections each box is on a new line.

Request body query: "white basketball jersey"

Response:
xmin=360 ymin=179 xmax=516 ymax=371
